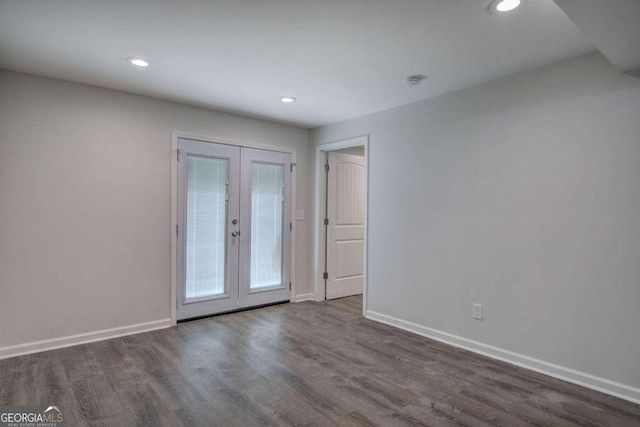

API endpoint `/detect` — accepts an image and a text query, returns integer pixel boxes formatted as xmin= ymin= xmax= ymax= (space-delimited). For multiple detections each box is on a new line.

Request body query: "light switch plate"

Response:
xmin=472 ymin=303 xmax=483 ymax=320
xmin=295 ymin=209 xmax=305 ymax=221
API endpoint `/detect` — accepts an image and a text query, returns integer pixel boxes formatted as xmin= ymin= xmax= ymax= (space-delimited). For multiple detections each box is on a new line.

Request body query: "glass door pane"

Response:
xmin=185 ymin=155 xmax=227 ymax=300
xmin=250 ymin=162 xmax=284 ymax=289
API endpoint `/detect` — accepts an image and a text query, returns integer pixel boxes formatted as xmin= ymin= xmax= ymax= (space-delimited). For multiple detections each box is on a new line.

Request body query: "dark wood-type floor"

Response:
xmin=1 ymin=296 xmax=639 ymax=426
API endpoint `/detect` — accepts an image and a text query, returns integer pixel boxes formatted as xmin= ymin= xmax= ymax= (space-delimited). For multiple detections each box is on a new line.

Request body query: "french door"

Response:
xmin=177 ymin=138 xmax=291 ymax=320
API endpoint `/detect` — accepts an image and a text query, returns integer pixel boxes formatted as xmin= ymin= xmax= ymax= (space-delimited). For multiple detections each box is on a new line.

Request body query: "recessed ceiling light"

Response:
xmin=126 ymin=57 xmax=152 ymax=67
xmin=489 ymin=0 xmax=523 ymax=14
xmin=279 ymin=96 xmax=296 ymax=103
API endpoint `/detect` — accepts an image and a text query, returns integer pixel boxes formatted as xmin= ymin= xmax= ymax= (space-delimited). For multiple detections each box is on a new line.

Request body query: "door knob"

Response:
xmin=231 ymin=231 xmax=240 ymax=237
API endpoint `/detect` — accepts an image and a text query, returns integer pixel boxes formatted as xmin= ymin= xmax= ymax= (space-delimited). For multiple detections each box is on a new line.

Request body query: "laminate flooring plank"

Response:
xmin=336 ymin=410 xmax=377 ymax=427
xmin=349 ymin=375 xmax=419 ymax=409
xmin=388 ymin=402 xmax=461 ymax=427
xmin=269 ymin=395 xmax=336 ymax=427
xmin=523 ymin=390 xmax=640 ymax=427
xmin=455 ymin=387 xmax=579 ymax=427
xmin=1 ymin=295 xmax=640 ymax=426
xmin=75 ymin=348 xmax=131 ymax=415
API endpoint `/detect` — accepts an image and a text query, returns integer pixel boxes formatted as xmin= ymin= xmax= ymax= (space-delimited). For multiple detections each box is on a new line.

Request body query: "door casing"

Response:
xmin=313 ymin=135 xmax=369 ymax=314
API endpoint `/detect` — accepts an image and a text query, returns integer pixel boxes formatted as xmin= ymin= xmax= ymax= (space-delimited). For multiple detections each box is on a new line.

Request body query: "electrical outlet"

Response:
xmin=295 ymin=209 xmax=305 ymax=221
xmin=472 ymin=303 xmax=483 ymax=320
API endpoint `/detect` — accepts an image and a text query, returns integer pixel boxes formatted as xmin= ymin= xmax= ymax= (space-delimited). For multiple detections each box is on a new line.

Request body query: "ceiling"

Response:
xmin=554 ymin=0 xmax=640 ymax=73
xmin=0 ymin=0 xmax=594 ymax=129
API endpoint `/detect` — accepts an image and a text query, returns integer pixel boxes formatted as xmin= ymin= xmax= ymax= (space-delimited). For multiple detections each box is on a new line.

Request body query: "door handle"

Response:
xmin=231 ymin=231 xmax=241 ymax=237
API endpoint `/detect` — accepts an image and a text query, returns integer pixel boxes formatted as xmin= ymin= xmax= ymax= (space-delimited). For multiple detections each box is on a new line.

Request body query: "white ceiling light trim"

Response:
xmin=126 ymin=57 xmax=152 ymax=67
xmin=279 ymin=96 xmax=297 ymax=103
xmin=489 ymin=0 xmax=524 ymax=14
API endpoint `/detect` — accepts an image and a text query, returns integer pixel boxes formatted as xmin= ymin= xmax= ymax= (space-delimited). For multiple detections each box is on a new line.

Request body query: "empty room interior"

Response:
xmin=1 ymin=0 xmax=640 ymax=425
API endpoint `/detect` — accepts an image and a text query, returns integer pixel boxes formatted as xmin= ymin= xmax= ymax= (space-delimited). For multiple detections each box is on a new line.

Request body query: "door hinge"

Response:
xmin=177 ymin=149 xmax=181 ymax=162
xmin=176 ymin=224 xmax=179 ymax=236
xmin=291 ymin=163 xmax=295 ymax=173
xmin=323 ymin=272 xmax=329 ymax=280
xmin=290 ymin=222 xmax=293 ymax=231
xmin=324 ymin=164 xmax=330 ymax=172
xmin=324 ymin=218 xmax=329 ymax=226
xmin=289 ymin=282 xmax=292 ymax=290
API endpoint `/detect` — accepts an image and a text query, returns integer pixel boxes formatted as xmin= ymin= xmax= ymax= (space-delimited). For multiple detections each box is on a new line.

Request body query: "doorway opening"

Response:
xmin=314 ymin=136 xmax=369 ymax=314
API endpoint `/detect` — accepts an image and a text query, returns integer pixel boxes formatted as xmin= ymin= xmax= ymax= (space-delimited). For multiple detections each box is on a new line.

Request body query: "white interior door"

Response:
xmin=326 ymin=151 xmax=365 ymax=300
xmin=177 ymin=139 xmax=291 ymax=320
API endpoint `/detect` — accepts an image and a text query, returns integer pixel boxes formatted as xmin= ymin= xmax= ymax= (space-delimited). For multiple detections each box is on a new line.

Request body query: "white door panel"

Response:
xmin=326 ymin=152 xmax=364 ymax=300
xmin=239 ymin=148 xmax=291 ymax=308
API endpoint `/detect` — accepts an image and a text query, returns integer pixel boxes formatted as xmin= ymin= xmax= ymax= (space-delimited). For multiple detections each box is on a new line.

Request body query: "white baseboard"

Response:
xmin=293 ymin=293 xmax=315 ymax=303
xmin=365 ymin=310 xmax=640 ymax=405
xmin=0 ymin=318 xmax=172 ymax=360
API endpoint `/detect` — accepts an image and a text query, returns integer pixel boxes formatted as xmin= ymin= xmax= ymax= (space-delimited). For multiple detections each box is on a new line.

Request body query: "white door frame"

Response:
xmin=171 ymin=131 xmax=297 ymax=325
xmin=313 ymin=135 xmax=369 ymax=314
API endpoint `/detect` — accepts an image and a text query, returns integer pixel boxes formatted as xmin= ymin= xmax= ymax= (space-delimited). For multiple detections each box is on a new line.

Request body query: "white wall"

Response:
xmin=0 ymin=71 xmax=312 ymax=351
xmin=312 ymin=53 xmax=640 ymax=396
